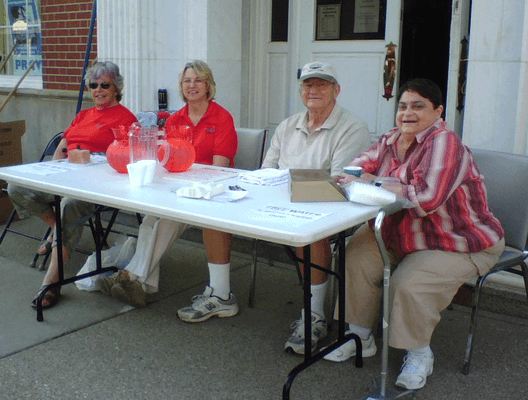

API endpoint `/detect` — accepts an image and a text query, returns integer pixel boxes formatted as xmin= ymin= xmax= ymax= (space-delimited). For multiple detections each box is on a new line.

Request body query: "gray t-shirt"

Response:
xmin=262 ymin=104 xmax=371 ymax=177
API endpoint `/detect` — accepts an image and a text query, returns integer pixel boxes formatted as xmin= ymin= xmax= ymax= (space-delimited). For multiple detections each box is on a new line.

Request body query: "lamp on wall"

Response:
xmin=382 ymin=42 xmax=397 ymax=100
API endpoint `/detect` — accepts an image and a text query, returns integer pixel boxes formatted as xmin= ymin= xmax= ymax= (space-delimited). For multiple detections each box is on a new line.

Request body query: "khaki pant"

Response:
xmin=340 ymin=224 xmax=504 ymax=350
xmin=124 ymin=216 xmax=188 ymax=293
xmin=7 ymin=183 xmax=95 ymax=256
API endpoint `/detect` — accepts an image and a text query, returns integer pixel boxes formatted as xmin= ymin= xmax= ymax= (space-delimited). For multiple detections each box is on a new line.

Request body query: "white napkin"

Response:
xmin=345 ymin=182 xmax=397 ymax=206
xmin=176 ymin=182 xmax=225 ymax=199
xmin=239 ymin=168 xmax=289 ymax=186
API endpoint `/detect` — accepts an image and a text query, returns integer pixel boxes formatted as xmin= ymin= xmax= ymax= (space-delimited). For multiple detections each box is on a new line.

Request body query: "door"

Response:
xmin=291 ymin=0 xmax=402 ymax=137
xmin=249 ymin=0 xmax=403 ymax=140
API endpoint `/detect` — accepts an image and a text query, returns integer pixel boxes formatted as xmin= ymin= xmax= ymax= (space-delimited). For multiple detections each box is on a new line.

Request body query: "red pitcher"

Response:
xmin=163 ymin=138 xmax=196 ymax=172
xmin=163 ymin=126 xmax=196 ymax=172
xmin=106 ymin=126 xmax=130 ymax=173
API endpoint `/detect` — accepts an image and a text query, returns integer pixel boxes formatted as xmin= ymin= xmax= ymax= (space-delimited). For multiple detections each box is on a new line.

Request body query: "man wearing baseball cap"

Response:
xmin=262 ymin=61 xmax=371 ymax=355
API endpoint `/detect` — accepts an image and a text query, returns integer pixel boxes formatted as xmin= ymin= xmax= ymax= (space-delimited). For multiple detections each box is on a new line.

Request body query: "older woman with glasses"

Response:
xmin=8 ymin=61 xmax=137 ymax=309
xmin=98 ymin=60 xmax=239 ymax=315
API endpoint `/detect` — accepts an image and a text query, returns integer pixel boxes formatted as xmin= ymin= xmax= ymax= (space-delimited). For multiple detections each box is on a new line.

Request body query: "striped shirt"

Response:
xmin=350 ymin=119 xmax=504 ymax=256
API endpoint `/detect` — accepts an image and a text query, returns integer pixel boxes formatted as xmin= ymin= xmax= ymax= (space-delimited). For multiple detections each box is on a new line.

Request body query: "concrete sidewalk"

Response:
xmin=1 ymin=216 xmax=527 ymax=400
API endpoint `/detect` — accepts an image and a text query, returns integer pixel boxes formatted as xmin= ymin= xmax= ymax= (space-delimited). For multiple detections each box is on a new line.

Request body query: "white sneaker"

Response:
xmin=284 ymin=310 xmax=328 ymax=355
xmin=177 ymin=286 xmax=239 ymax=323
xmin=395 ymin=351 xmax=434 ymax=390
xmin=323 ymin=331 xmax=377 ymax=362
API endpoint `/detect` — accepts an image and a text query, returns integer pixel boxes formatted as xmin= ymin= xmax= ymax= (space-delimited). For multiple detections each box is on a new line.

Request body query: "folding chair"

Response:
xmin=229 ymin=128 xmax=272 ymax=307
xmin=241 ymin=128 xmax=359 ymax=307
xmin=462 ymin=149 xmax=528 ymax=374
xmin=0 ymin=132 xmax=63 ymax=268
xmin=0 ymin=132 xmax=140 ymax=269
xmin=234 ymin=128 xmax=268 ymax=171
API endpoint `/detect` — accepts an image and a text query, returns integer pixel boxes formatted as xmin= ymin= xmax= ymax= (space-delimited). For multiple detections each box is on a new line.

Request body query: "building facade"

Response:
xmin=0 ymin=0 xmax=526 ymax=289
xmin=2 ymin=0 xmax=527 ymax=158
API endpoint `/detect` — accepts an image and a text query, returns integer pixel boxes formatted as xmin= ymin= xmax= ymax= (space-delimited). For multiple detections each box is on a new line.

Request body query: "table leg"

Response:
xmin=303 ymin=244 xmax=312 ymax=359
xmin=283 ymin=231 xmax=363 ymax=399
xmin=36 ymin=195 xmax=63 ymax=322
xmin=36 ymin=202 xmax=118 ymax=322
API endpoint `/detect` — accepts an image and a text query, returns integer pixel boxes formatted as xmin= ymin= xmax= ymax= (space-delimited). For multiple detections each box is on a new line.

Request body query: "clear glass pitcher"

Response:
xmin=129 ymin=125 xmax=170 ymax=165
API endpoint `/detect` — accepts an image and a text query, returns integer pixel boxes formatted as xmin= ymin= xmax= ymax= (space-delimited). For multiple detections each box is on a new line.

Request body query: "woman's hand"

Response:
xmin=52 ymin=138 xmax=68 ymax=160
xmin=338 ymin=172 xmax=378 ymax=186
xmin=212 ymin=155 xmax=230 ymax=167
xmin=379 ymin=181 xmax=405 ymax=197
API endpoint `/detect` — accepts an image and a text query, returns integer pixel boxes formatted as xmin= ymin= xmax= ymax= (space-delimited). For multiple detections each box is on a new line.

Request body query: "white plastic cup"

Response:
xmin=138 ymin=159 xmax=156 ymax=184
xmin=127 ymin=162 xmax=147 ymax=187
xmin=343 ymin=166 xmax=363 ymax=177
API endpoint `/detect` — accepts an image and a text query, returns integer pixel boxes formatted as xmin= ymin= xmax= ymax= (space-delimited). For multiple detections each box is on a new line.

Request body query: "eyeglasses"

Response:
xmin=88 ymin=82 xmax=112 ymax=90
xmin=397 ymin=101 xmax=427 ymax=111
xmin=301 ymin=81 xmax=333 ymax=91
xmin=182 ymin=78 xmax=205 ymax=86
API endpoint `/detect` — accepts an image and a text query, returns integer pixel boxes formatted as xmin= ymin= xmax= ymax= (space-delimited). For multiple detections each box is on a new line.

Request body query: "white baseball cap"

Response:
xmin=299 ymin=61 xmax=338 ymax=82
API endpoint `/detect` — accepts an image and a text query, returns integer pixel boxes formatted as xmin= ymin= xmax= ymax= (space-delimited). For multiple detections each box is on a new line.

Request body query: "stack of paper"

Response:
xmin=345 ymin=182 xmax=397 ymax=206
xmin=239 ymin=168 xmax=289 ymax=186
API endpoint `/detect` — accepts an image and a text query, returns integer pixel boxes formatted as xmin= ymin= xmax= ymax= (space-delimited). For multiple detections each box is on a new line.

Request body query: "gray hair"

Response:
xmin=85 ymin=61 xmax=124 ymax=102
xmin=178 ymin=60 xmax=216 ymax=102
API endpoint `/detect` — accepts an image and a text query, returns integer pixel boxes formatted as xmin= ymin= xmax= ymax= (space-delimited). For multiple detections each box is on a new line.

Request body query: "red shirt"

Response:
xmin=62 ymin=104 xmax=138 ymax=153
xmin=350 ymin=119 xmax=504 ymax=256
xmin=165 ymin=101 xmax=238 ymax=167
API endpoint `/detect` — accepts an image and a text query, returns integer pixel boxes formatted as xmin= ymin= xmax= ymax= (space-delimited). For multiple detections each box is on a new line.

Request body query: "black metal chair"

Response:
xmin=0 ymin=132 xmax=140 ymax=269
xmin=462 ymin=149 xmax=528 ymax=374
xmin=0 ymin=132 xmax=63 ymax=268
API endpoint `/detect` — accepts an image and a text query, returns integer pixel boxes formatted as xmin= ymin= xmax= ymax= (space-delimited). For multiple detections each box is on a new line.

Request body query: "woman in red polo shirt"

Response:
xmin=98 ymin=61 xmax=240 ymax=317
xmin=165 ymin=61 xmax=238 ymax=167
xmin=8 ymin=61 xmax=137 ymax=309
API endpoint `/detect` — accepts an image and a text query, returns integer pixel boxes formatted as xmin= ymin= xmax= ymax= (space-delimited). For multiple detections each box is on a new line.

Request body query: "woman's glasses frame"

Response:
xmin=88 ymin=82 xmax=112 ymax=90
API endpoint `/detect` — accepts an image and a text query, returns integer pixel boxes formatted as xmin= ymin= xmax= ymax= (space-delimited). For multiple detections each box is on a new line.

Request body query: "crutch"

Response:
xmin=360 ymin=202 xmax=416 ymax=400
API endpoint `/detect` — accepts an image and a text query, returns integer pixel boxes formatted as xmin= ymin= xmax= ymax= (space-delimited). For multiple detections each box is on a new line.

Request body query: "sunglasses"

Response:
xmin=88 ymin=82 xmax=112 ymax=89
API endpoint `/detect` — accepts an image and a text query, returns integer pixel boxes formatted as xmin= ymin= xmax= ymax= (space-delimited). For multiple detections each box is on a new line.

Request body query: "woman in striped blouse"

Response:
xmin=324 ymin=78 xmax=504 ymax=390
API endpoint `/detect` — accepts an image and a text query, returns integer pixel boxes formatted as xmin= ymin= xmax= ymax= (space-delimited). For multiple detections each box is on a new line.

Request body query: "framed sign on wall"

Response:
xmin=315 ymin=0 xmax=387 ymax=40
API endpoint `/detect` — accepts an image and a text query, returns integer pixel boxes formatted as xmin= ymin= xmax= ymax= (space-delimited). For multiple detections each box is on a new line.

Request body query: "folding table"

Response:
xmin=0 ymin=160 xmax=403 ymax=399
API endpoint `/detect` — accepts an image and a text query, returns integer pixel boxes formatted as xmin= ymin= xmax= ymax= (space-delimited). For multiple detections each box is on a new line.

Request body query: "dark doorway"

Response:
xmin=399 ymin=0 xmax=453 ymax=107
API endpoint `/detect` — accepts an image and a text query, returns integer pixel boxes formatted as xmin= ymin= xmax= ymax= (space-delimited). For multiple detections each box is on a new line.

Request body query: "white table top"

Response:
xmin=0 ymin=161 xmax=383 ymax=247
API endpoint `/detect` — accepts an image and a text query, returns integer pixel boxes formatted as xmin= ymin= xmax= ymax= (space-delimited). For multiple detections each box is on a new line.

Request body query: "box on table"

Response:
xmin=289 ymin=169 xmax=348 ymax=202
xmin=0 ymin=120 xmax=26 ymax=223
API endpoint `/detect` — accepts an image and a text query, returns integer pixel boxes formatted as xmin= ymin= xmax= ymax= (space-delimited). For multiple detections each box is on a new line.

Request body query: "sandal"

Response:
xmin=31 ymin=285 xmax=61 ymax=309
xmin=37 ymin=237 xmax=53 ymax=255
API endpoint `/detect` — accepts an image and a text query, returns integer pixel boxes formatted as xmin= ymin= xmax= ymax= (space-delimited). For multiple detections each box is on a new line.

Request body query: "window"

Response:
xmin=0 ymin=0 xmax=42 ymax=89
xmin=271 ymin=0 xmax=288 ymax=42
xmin=0 ymin=0 xmax=97 ymax=92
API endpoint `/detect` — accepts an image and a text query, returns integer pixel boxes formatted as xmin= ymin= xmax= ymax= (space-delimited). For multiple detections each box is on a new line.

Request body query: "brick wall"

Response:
xmin=41 ymin=0 xmax=97 ymax=91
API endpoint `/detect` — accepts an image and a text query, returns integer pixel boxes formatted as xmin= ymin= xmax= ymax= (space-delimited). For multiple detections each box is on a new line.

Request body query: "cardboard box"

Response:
xmin=289 ymin=169 xmax=348 ymax=202
xmin=0 ymin=190 xmax=14 ymax=224
xmin=0 ymin=120 xmax=25 ymax=166
xmin=0 ymin=120 xmax=26 ymax=223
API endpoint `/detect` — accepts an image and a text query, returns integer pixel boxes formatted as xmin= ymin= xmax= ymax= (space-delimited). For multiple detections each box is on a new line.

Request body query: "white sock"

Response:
xmin=408 ymin=345 xmax=433 ymax=358
xmin=208 ymin=262 xmax=230 ymax=300
xmin=348 ymin=323 xmax=372 ymax=341
xmin=310 ymin=281 xmax=328 ymax=318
